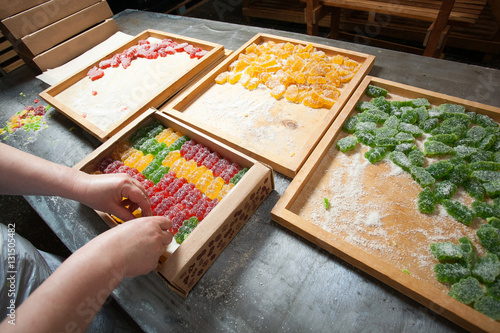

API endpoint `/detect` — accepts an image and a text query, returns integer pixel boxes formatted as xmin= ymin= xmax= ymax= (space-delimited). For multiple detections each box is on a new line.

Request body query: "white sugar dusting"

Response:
xmin=56 ymin=37 xmax=200 ymax=131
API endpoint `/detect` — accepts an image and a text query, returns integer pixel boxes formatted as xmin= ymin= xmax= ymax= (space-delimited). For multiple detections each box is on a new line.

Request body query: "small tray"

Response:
xmin=40 ymin=29 xmax=225 ymax=141
xmin=271 ymin=76 xmax=500 ymax=332
xmin=162 ymin=33 xmax=375 ymax=178
xmin=75 ymin=109 xmax=274 ymax=297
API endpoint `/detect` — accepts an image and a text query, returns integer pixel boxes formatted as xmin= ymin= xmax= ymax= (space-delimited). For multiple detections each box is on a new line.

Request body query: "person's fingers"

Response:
xmin=121 ymin=180 xmax=152 ymax=217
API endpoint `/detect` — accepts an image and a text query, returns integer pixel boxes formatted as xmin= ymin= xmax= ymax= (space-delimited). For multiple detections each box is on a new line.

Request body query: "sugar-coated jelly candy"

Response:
xmin=389 ymin=151 xmax=412 ymax=171
xmin=176 ymin=159 xmax=197 ymax=179
xmin=193 ymin=147 xmax=211 ymax=166
xmin=195 ymin=169 xmax=214 ymax=193
xmin=472 ymin=253 xmax=500 ymax=284
xmin=111 ymin=142 xmax=131 ymax=161
xmin=485 ymin=278 xmax=500 ymax=301
xmin=150 ymin=166 xmax=169 ymax=184
xmin=484 ymin=180 xmax=500 ymax=197
xmin=446 ymin=163 xmax=470 ymax=185
xmin=398 ymin=123 xmax=423 ymax=137
xmin=162 ymin=150 xmax=181 ymax=168
xmin=423 ymin=141 xmax=453 ymax=157
xmin=205 ymin=177 xmax=225 ymax=200
xmin=408 ymin=149 xmax=424 ymax=167
xmin=474 ymin=296 xmax=500 ymax=320
xmin=426 ymin=161 xmax=454 ymax=180
xmin=355 ymin=131 xmax=375 ymax=147
xmin=217 ymin=183 xmax=235 ymax=201
xmin=230 ymin=168 xmax=249 ymax=185
xmin=174 ymin=217 xmax=199 ymax=244
xmin=220 ymin=163 xmax=240 ymax=183
xmin=472 ymin=170 xmax=500 ymax=183
xmin=336 ymin=136 xmax=357 ymax=153
xmin=477 ymin=224 xmax=500 ymax=257
xmin=434 ymin=262 xmax=470 ymax=284
xmin=134 ymin=154 xmax=154 ymax=173
xmin=459 ymin=237 xmax=478 ymax=270
xmin=442 ymin=199 xmax=473 ymax=225
xmin=364 ymin=146 xmax=386 ymax=164
xmin=409 ymin=166 xmax=435 ymax=188
xmin=417 ymin=187 xmax=436 ymax=214
xmin=430 ymin=242 xmax=463 ymax=261
xmin=173 ymin=183 xmax=196 ymax=203
xmin=448 ymin=277 xmax=484 ymax=305
xmin=434 ymin=181 xmax=457 ymax=203
xmin=181 ymin=188 xmax=203 ymax=209
xmin=201 ymin=152 xmax=220 ymax=169
xmin=471 ymin=201 xmax=500 ymax=220
xmin=365 ymin=85 xmax=388 ymax=98
xmin=169 ymin=136 xmax=189 ymax=151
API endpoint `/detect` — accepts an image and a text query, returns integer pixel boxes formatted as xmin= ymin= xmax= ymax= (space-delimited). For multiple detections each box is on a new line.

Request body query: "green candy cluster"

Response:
xmin=338 ymin=84 xmax=500 ymax=226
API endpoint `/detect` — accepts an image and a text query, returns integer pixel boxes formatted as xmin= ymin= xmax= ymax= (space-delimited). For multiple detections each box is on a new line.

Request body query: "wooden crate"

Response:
xmin=0 ymin=32 xmax=23 ymax=75
xmin=162 ymin=33 xmax=374 ymax=178
xmin=271 ymin=75 xmax=500 ymax=332
xmin=75 ymin=110 xmax=274 ymax=297
xmin=39 ymin=29 xmax=225 ymax=141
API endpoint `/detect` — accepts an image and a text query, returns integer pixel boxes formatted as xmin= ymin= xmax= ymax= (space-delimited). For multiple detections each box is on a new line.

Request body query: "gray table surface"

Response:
xmin=2 ymin=9 xmax=500 ymax=333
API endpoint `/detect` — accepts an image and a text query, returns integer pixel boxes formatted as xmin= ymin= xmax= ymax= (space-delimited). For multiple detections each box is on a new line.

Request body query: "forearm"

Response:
xmin=0 ymin=143 xmax=86 ymax=200
xmin=0 ymin=240 xmax=124 ymax=332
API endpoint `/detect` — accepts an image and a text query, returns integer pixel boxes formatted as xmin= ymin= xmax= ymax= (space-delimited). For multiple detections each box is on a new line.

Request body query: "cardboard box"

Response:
xmin=39 ymin=29 xmax=226 ymax=141
xmin=20 ymin=0 xmax=113 ymax=56
xmin=75 ymin=110 xmax=274 ymax=297
xmin=271 ymin=76 xmax=500 ymax=332
xmin=1 ymin=0 xmax=100 ymax=40
xmin=33 ymin=18 xmax=118 ymax=71
xmin=0 ymin=0 xmax=49 ymax=20
xmin=162 ymin=33 xmax=375 ymax=178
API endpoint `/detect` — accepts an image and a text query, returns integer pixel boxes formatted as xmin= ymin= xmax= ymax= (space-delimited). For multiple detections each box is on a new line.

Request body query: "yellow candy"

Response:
xmin=163 ymin=131 xmax=182 ymax=146
xmin=162 ymin=150 xmax=181 ymax=167
xmin=124 ymin=150 xmax=143 ymax=168
xmin=215 ymin=71 xmax=230 ymax=84
xmin=169 ymin=157 xmax=185 ymax=175
xmin=195 ymin=170 xmax=214 ymax=193
xmin=155 ymin=128 xmax=174 ymax=143
xmin=111 ymin=142 xmax=131 ymax=161
xmin=177 ymin=160 xmax=197 ymax=179
xmin=217 ymin=183 xmax=235 ymax=201
xmin=135 ymin=154 xmax=154 ymax=172
xmin=205 ymin=177 xmax=225 ymax=200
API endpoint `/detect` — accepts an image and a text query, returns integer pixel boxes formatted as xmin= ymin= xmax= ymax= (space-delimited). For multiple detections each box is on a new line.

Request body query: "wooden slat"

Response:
xmin=3 ymin=58 xmax=24 ymax=73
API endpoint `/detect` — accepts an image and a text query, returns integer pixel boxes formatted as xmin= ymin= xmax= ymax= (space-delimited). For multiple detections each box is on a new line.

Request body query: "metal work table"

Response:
xmin=2 ymin=9 xmax=500 ymax=332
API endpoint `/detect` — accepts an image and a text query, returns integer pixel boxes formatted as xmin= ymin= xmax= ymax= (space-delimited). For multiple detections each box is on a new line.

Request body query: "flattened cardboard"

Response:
xmin=162 ymin=33 xmax=375 ymax=178
xmin=271 ymin=76 xmax=500 ymax=333
xmin=39 ymin=29 xmax=225 ymax=141
xmin=75 ymin=110 xmax=274 ymax=297
xmin=33 ymin=18 xmax=118 ymax=71
xmin=1 ymin=0 xmax=100 ymax=40
xmin=20 ymin=1 xmax=113 ymax=56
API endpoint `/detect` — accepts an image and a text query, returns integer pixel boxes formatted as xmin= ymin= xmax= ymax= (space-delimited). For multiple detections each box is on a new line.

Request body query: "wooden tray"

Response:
xmin=40 ymin=29 xmax=225 ymax=141
xmin=161 ymin=33 xmax=375 ymax=178
xmin=271 ymin=76 xmax=500 ymax=332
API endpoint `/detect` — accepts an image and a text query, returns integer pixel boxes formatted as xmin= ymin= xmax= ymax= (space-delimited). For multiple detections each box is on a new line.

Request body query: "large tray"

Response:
xmin=162 ymin=33 xmax=375 ymax=178
xmin=40 ymin=29 xmax=225 ymax=141
xmin=271 ymin=76 xmax=500 ymax=332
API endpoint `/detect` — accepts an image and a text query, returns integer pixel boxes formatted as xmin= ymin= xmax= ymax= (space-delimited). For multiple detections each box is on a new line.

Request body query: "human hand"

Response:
xmin=73 ymin=172 xmax=152 ymax=221
xmin=87 ymin=216 xmax=173 ymax=278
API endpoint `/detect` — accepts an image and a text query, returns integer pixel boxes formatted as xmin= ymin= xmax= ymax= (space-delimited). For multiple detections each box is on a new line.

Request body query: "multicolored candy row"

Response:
xmin=95 ymin=121 xmax=249 ymax=244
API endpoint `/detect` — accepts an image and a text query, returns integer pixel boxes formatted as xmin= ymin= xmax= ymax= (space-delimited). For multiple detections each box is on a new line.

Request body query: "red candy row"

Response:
xmin=98 ymin=158 xmax=218 ymax=234
xmin=180 ymin=140 xmax=240 ymax=183
xmin=87 ymin=39 xmax=209 ymax=81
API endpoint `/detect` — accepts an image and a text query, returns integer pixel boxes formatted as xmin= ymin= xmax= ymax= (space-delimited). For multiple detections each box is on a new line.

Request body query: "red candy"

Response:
xmin=201 ymin=152 xmax=220 ymax=169
xmin=220 ymin=163 xmax=240 ymax=183
xmin=87 ymin=66 xmax=104 ymax=81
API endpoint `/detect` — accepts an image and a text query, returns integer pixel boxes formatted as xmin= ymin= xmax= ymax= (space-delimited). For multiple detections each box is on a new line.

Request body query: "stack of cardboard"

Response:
xmin=0 ymin=0 xmax=118 ymax=72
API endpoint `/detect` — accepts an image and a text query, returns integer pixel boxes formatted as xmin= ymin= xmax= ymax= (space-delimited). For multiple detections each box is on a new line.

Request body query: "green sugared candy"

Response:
xmin=355 ymin=131 xmax=376 ymax=147
xmin=342 ymin=116 xmax=358 ymax=133
xmin=484 ymin=181 xmax=500 ymax=197
xmin=428 ymin=108 xmax=444 ymax=118
xmin=337 ymin=136 xmax=358 ymax=152
xmin=230 ymin=168 xmax=249 ymax=185
xmin=470 ymin=151 xmax=494 ymax=163
xmin=174 ymin=217 xmax=199 ymax=244
xmin=466 ymin=126 xmax=487 ymax=143
xmin=364 ymin=146 xmax=387 ymax=164
xmin=394 ymin=132 xmax=415 ymax=144
xmin=412 ymin=98 xmax=430 ymax=108
xmin=365 ymin=84 xmax=388 ymax=98
xmin=476 ymin=114 xmax=499 ymax=128
xmin=430 ymin=242 xmax=463 ymax=261
xmin=448 ymin=277 xmax=485 ymax=305
xmin=472 ymin=253 xmax=500 ymax=284
xmin=417 ymin=187 xmax=436 ymax=213
xmin=428 ymin=134 xmax=459 ymax=145
xmin=398 ymin=123 xmax=423 ymax=137
xmin=442 ymin=199 xmax=473 ymax=225
xmin=486 ymin=278 xmax=500 ymax=301
xmin=408 ymin=149 xmax=424 ymax=167
xmin=374 ymin=137 xmax=398 ymax=148
xmin=434 ymin=262 xmax=470 ymax=284
xmin=355 ymin=101 xmax=373 ymax=112
xmin=459 ymin=237 xmax=478 ymax=270
xmin=423 ymin=141 xmax=453 ymax=156
xmin=375 ymin=127 xmax=398 ymax=139
xmin=434 ymin=180 xmax=457 ymax=202
xmin=471 ymin=201 xmax=500 ymax=219
xmin=446 ymin=163 xmax=470 ymax=185
xmin=142 ymin=161 xmax=161 ymax=179
xmin=409 ymin=165 xmax=435 ymax=187
xmin=470 ymin=161 xmax=500 ymax=171
xmin=426 ymin=161 xmax=454 ymax=179
xmin=472 ymin=170 xmax=500 ymax=183
xmin=488 ymin=217 xmax=500 ymax=229
xmin=477 ymin=224 xmax=500 ymax=257
xmin=169 ymin=136 xmax=189 ymax=151
xmin=474 ymin=296 xmax=500 ymax=320
xmin=150 ymin=166 xmax=169 ymax=184
xmin=453 ymin=145 xmax=478 ymax=160
xmin=462 ymin=179 xmax=485 ymax=203
xmin=355 ymin=121 xmax=377 ymax=133
xmin=390 ymin=151 xmax=412 ymax=171
xmin=394 ymin=143 xmax=416 ymax=154
xmin=400 ymin=107 xmax=417 ymax=124
xmin=439 ymin=103 xmax=466 ymax=114
xmin=360 ymin=108 xmax=389 ymax=124
xmin=480 ymin=134 xmax=497 ymax=151
xmin=384 ymin=115 xmax=400 ymax=129
xmin=420 ymin=118 xmax=439 ymax=133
